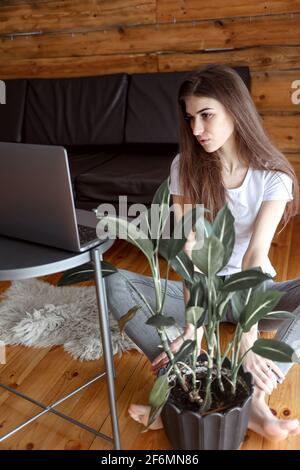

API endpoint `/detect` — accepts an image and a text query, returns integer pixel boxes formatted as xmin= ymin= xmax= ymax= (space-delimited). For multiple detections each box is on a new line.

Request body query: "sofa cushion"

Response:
xmin=0 ymin=79 xmax=27 ymax=142
xmin=67 ymin=145 xmax=121 ymax=180
xmin=125 ymin=72 xmax=188 ymax=144
xmin=75 ymin=144 xmax=177 ymax=205
xmin=24 ymin=74 xmax=128 ymax=145
xmin=125 ymin=67 xmax=251 ymax=145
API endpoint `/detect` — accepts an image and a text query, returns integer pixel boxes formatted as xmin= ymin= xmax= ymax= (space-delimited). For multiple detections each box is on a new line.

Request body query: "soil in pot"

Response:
xmin=168 ymin=360 xmax=251 ymax=415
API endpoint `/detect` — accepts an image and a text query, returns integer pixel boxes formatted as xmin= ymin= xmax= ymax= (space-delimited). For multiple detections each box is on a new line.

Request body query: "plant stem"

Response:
xmin=159 ymin=264 xmax=170 ymax=315
xmin=159 ymin=328 xmax=189 ymax=392
xmin=230 ymin=325 xmax=243 ymax=393
xmin=215 ymin=321 xmax=224 ymax=392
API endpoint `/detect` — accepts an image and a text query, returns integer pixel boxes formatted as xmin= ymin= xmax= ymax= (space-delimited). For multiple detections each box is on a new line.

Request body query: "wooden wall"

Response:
xmin=0 ymin=0 xmax=300 ymax=175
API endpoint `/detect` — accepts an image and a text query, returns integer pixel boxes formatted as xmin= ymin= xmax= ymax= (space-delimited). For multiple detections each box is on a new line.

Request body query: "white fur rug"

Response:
xmin=0 ymin=279 xmax=140 ymax=361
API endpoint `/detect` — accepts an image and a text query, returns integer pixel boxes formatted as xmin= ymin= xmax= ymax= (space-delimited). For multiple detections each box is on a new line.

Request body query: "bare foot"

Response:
xmin=248 ymin=388 xmax=300 ymax=441
xmin=128 ymin=404 xmax=163 ymax=430
xmin=128 ymin=388 xmax=300 ymax=441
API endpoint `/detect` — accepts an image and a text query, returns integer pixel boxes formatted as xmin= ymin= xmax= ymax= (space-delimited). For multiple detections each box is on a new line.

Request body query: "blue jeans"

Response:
xmin=106 ymin=269 xmax=300 ymax=377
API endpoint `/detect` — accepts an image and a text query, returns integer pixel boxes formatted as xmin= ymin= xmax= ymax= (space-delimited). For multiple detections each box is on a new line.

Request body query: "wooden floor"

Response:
xmin=1 ymin=216 xmax=300 ymax=450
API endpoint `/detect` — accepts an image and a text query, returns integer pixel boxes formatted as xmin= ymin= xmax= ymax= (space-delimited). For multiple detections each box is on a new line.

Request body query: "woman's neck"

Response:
xmin=219 ymin=135 xmax=247 ymax=175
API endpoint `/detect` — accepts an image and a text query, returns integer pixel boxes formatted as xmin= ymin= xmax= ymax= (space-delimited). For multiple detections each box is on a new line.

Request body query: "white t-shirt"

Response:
xmin=170 ymin=154 xmax=293 ymax=277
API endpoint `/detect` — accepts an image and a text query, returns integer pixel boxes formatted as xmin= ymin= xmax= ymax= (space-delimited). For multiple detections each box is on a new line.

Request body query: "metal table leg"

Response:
xmin=92 ymin=248 xmax=121 ymax=450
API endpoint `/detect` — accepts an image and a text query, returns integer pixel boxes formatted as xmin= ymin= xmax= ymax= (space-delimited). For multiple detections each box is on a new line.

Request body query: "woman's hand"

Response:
xmin=151 ymin=326 xmax=203 ymax=375
xmin=242 ymin=350 xmax=285 ymax=395
xmin=240 ymin=326 xmax=285 ymax=395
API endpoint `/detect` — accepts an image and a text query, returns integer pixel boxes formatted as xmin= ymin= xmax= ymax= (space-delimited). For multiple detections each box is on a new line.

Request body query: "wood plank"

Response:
xmin=262 ymin=113 xmax=300 ymax=153
xmin=158 ymin=46 xmax=300 ymax=73
xmin=253 ymin=70 xmax=300 ymax=112
xmin=157 ymin=0 xmax=300 ymax=22
xmin=0 ymin=351 xmax=141 ymax=450
xmin=263 ymin=364 xmax=300 ymax=449
xmin=0 ymin=53 xmax=158 ymax=79
xmin=90 ymin=353 xmax=172 ymax=450
xmin=0 ymin=0 xmax=156 ymax=34
xmin=1 ymin=14 xmax=299 ymax=59
xmin=286 ymin=154 xmax=300 ymax=181
xmin=2 ymin=45 xmax=300 ymax=79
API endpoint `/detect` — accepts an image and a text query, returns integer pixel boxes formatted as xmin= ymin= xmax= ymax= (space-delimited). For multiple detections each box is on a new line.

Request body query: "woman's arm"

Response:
xmin=242 ymin=199 xmax=288 ymax=271
xmin=240 ymin=200 xmax=289 ymax=392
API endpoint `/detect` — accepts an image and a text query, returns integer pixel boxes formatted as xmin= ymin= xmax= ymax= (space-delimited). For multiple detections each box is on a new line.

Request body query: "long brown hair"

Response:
xmin=177 ymin=64 xmax=299 ymax=227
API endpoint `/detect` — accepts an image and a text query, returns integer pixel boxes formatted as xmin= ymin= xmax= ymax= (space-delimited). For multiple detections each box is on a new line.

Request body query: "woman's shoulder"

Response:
xmin=252 ymin=167 xmax=293 ymax=183
xmin=254 ymin=168 xmax=294 ymax=201
xmin=170 ymin=153 xmax=183 ymax=196
xmin=171 ymin=153 xmax=180 ymax=168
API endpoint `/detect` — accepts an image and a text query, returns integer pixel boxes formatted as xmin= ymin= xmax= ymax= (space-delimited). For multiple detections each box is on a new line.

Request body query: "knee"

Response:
xmin=105 ymin=270 xmax=129 ymax=320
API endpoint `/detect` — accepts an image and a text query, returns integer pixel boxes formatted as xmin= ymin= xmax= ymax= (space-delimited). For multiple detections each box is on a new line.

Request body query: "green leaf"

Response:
xmin=152 ymin=178 xmax=170 ymax=207
xmin=211 ymin=204 xmax=235 ymax=266
xmin=251 ymin=339 xmax=298 ymax=363
xmin=145 ymin=402 xmax=168 ymax=432
xmin=149 ymin=373 xmax=171 ymax=409
xmin=97 ymin=216 xmax=154 ymax=261
xmin=186 ymin=306 xmax=205 ymax=326
xmin=230 ymin=288 xmax=252 ymax=322
xmin=173 ymin=339 xmax=197 ymax=364
xmin=192 ymin=235 xmax=224 ymax=276
xmin=57 ymin=261 xmax=117 ymax=286
xmin=187 ymin=278 xmax=207 ymax=311
xmin=239 ymin=290 xmax=284 ymax=332
xmin=221 ymin=268 xmax=273 ymax=292
xmin=262 ymin=310 xmax=296 ymax=320
xmin=169 ymin=250 xmax=195 ymax=283
xmin=158 ymin=240 xmax=194 ymax=282
xmin=216 ymin=293 xmax=232 ymax=321
xmin=146 ymin=314 xmax=176 ymax=328
xmin=168 ymin=207 xmax=204 ymax=259
xmin=118 ymin=306 xmax=140 ymax=334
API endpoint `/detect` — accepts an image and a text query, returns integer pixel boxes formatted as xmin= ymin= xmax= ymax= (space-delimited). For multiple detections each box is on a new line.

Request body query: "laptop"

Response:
xmin=0 ymin=142 xmax=103 ymax=252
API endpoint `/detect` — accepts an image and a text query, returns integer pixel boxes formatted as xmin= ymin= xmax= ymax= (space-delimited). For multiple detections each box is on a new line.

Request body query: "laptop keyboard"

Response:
xmin=77 ymin=224 xmax=97 ymax=245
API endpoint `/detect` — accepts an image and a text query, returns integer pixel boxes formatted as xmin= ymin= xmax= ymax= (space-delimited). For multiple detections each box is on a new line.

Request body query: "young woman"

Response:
xmin=106 ymin=64 xmax=300 ymax=442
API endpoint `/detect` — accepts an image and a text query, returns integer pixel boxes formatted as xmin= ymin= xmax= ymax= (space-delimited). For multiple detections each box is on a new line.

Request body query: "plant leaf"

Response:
xmin=230 ymin=288 xmax=252 ymax=322
xmin=168 ymin=207 xmax=204 ymax=260
xmin=146 ymin=315 xmax=176 ymax=328
xmin=149 ymin=373 xmax=171 ymax=409
xmin=221 ymin=268 xmax=273 ymax=292
xmin=144 ymin=403 xmax=167 ymax=432
xmin=57 ymin=261 xmax=117 ymax=286
xmin=251 ymin=338 xmax=298 ymax=363
xmin=97 ymin=216 xmax=154 ymax=261
xmin=186 ymin=306 xmax=205 ymax=326
xmin=239 ymin=290 xmax=284 ymax=332
xmin=262 ymin=310 xmax=297 ymax=320
xmin=158 ymin=240 xmax=194 ymax=282
xmin=192 ymin=235 xmax=224 ymax=276
xmin=118 ymin=305 xmax=140 ymax=334
xmin=187 ymin=279 xmax=206 ymax=310
xmin=211 ymin=203 xmax=235 ymax=267
xmin=173 ymin=339 xmax=196 ymax=364
xmin=152 ymin=178 xmax=170 ymax=207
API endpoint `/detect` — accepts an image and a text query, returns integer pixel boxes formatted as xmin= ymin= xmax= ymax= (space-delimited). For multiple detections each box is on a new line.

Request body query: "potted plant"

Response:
xmin=58 ymin=179 xmax=298 ymax=450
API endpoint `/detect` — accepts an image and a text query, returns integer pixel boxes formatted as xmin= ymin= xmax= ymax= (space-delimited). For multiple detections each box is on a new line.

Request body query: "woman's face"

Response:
xmin=184 ymin=95 xmax=235 ymax=153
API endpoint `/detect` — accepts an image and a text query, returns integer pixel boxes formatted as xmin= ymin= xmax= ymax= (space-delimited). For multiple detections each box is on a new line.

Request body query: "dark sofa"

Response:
xmin=0 ymin=67 xmax=250 ymax=213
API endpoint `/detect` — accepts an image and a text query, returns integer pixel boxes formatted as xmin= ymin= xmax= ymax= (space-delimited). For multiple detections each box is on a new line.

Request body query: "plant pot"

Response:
xmin=161 ymin=360 xmax=254 ymax=450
